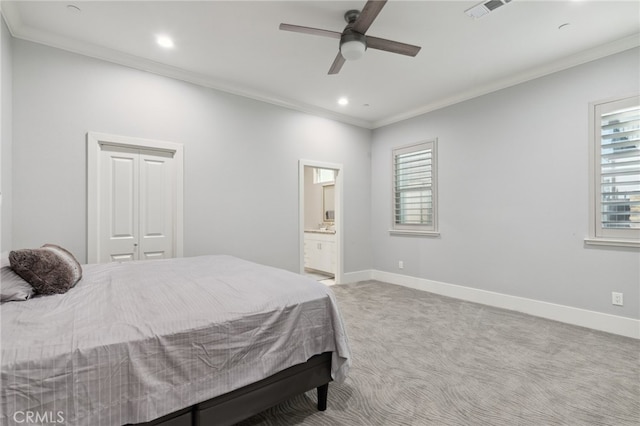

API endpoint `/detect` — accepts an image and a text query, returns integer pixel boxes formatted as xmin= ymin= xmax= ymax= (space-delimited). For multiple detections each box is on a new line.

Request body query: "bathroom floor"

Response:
xmin=304 ymin=269 xmax=335 ymax=286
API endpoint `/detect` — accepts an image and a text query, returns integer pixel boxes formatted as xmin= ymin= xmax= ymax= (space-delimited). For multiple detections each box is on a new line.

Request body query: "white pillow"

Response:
xmin=1 ymin=265 xmax=35 ymax=302
xmin=1 ymin=251 xmax=10 ymax=267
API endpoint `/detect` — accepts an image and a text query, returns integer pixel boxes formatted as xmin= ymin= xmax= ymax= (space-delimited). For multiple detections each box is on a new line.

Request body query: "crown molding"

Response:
xmin=2 ymin=2 xmax=637 ymax=131
xmin=372 ymin=34 xmax=640 ymax=129
xmin=1 ymin=3 xmax=373 ymax=129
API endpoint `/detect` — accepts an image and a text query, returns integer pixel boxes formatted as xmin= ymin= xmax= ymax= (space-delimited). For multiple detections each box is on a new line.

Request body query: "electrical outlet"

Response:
xmin=612 ymin=292 xmax=624 ymax=306
xmin=398 ymin=261 xmax=404 ymax=269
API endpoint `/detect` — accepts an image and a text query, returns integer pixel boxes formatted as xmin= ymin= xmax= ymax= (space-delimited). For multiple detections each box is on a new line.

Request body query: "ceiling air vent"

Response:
xmin=465 ymin=0 xmax=512 ymax=19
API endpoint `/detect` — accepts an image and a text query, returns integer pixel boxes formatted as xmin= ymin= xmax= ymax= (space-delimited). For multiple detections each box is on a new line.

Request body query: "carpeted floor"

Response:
xmin=238 ymin=280 xmax=640 ymax=426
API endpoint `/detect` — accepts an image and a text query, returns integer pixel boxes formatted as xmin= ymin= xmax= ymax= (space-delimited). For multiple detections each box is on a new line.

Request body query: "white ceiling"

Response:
xmin=2 ymin=0 xmax=639 ymax=128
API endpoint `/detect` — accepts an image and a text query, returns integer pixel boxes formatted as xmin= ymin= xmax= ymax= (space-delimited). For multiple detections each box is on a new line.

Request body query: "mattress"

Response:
xmin=0 ymin=255 xmax=351 ymax=426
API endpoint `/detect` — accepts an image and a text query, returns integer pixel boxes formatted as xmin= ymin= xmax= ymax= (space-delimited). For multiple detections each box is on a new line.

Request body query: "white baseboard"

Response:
xmin=344 ymin=269 xmax=639 ymax=339
xmin=341 ymin=270 xmax=372 ymax=284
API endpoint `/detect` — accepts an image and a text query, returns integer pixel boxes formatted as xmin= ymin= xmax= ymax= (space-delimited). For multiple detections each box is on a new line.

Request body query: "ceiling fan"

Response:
xmin=279 ymin=0 xmax=421 ymax=75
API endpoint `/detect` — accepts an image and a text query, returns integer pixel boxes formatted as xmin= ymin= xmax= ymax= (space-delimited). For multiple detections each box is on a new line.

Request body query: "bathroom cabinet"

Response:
xmin=304 ymin=232 xmax=336 ymax=275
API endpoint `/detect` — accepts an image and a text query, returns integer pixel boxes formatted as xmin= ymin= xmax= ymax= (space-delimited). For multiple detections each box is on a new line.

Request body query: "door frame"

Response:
xmin=298 ymin=159 xmax=343 ymax=284
xmin=87 ymin=132 xmax=184 ymax=263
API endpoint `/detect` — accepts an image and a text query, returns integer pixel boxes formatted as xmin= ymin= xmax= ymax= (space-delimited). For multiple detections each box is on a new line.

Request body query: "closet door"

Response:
xmin=138 ymin=150 xmax=175 ymax=260
xmin=99 ymin=145 xmax=140 ymax=262
xmin=98 ymin=145 xmax=175 ymax=262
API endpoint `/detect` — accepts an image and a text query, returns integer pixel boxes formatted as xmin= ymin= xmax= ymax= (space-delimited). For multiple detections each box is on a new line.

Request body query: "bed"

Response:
xmin=0 ymin=254 xmax=351 ymax=426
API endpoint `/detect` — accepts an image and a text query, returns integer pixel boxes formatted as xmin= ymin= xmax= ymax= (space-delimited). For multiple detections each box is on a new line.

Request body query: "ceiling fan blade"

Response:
xmin=352 ymin=0 xmax=387 ymax=34
xmin=366 ymin=36 xmax=421 ymax=57
xmin=279 ymin=23 xmax=341 ymax=39
xmin=328 ymin=52 xmax=346 ymax=75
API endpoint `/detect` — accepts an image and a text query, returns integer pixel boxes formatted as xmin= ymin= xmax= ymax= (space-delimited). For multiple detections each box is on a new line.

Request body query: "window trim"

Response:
xmin=389 ymin=139 xmax=439 ymax=237
xmin=586 ymin=94 xmax=640 ymax=248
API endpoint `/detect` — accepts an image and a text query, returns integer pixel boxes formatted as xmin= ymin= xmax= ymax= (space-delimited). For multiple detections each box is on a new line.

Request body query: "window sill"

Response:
xmin=584 ymin=238 xmax=640 ymax=249
xmin=389 ymin=230 xmax=441 ymax=237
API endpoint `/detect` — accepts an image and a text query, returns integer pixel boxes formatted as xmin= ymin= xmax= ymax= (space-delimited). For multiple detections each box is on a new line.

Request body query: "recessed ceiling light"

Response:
xmin=558 ymin=23 xmax=571 ymax=30
xmin=156 ymin=35 xmax=174 ymax=49
xmin=66 ymin=4 xmax=81 ymax=13
xmin=338 ymin=97 xmax=349 ymax=106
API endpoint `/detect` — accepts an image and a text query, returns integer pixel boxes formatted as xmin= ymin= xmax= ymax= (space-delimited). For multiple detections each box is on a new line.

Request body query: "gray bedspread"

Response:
xmin=0 ymin=255 xmax=351 ymax=426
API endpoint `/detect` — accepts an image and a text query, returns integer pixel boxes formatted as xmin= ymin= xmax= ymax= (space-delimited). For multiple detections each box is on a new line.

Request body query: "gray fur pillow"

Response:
xmin=9 ymin=244 xmax=82 ymax=295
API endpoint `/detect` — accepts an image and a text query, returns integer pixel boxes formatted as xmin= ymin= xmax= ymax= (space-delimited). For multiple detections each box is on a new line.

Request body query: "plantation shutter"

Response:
xmin=393 ymin=140 xmax=437 ymax=232
xmin=598 ymin=100 xmax=640 ymax=233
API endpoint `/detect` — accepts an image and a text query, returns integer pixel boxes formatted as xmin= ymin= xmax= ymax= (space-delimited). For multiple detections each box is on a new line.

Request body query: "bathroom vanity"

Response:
xmin=303 ymin=230 xmax=336 ymax=275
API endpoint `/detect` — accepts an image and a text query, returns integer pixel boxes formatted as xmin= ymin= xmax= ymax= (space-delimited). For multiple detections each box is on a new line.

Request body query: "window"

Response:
xmin=587 ymin=95 xmax=640 ymax=247
xmin=391 ymin=140 xmax=438 ymax=235
xmin=314 ymin=168 xmax=335 ymax=184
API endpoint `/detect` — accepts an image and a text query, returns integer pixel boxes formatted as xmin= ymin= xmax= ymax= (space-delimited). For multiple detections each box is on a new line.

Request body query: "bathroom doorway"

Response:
xmin=299 ymin=160 xmax=343 ymax=285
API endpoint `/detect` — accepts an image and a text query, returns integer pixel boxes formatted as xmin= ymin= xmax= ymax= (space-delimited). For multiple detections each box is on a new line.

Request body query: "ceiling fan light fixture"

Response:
xmin=340 ymin=32 xmax=367 ymax=61
xmin=341 ymin=40 xmax=366 ymax=60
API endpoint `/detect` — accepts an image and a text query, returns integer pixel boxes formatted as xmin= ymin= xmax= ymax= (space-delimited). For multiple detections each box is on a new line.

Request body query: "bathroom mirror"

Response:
xmin=323 ymin=184 xmax=335 ymax=223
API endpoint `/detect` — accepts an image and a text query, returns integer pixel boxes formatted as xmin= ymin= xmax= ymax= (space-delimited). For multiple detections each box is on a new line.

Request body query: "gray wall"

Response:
xmin=10 ymin=38 xmax=372 ymax=273
xmin=6 ymin=31 xmax=639 ymax=320
xmin=371 ymin=47 xmax=640 ymax=319
xmin=1 ymin=17 xmax=12 ymax=252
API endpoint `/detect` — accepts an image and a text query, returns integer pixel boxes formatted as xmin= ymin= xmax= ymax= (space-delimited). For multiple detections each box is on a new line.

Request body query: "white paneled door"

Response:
xmin=88 ymin=132 xmax=183 ymax=264
xmin=138 ymin=150 xmax=175 ymax=260
xmin=99 ymin=145 xmax=139 ymax=261
xmin=99 ymin=145 xmax=175 ymax=262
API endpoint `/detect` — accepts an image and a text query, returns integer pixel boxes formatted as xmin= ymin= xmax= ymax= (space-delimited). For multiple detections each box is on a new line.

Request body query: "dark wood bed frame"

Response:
xmin=129 ymin=352 xmax=333 ymax=426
